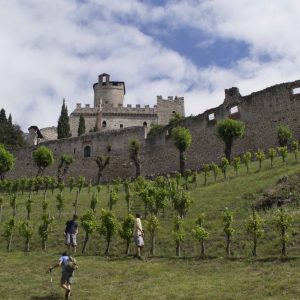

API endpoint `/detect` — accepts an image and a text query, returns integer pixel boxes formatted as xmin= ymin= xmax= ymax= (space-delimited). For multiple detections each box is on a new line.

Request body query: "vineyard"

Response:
xmin=1 ymin=153 xmax=300 ymax=299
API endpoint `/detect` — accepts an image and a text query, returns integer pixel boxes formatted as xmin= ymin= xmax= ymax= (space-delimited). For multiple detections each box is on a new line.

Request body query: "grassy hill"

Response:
xmin=1 ymin=154 xmax=300 ymax=299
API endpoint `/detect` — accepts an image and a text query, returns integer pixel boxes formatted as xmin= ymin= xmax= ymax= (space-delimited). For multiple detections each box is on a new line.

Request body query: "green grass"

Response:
xmin=1 ymin=154 xmax=300 ymax=299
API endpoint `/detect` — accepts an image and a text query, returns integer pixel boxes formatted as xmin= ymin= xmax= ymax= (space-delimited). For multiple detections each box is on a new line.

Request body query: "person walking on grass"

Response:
xmin=47 ymin=251 xmax=78 ymax=299
xmin=133 ymin=213 xmax=145 ymax=260
xmin=64 ymin=214 xmax=79 ymax=254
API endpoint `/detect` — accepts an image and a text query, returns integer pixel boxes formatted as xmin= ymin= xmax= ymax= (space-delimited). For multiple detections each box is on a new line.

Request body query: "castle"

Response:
xmin=28 ymin=73 xmax=185 ymax=144
xmin=9 ymin=78 xmax=300 ymax=183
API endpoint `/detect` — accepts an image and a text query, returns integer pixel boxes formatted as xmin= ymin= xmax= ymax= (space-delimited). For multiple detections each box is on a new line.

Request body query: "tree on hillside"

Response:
xmin=216 ymin=118 xmax=245 ymax=161
xmin=223 ymin=207 xmax=234 ymax=257
xmin=168 ymin=112 xmax=184 ymax=126
xmin=57 ymin=99 xmax=71 ymax=139
xmin=32 ymin=146 xmax=54 ymax=176
xmin=77 ymin=114 xmax=86 ymax=136
xmin=96 ymin=155 xmax=110 ymax=184
xmin=171 ymin=126 xmax=192 ymax=175
xmin=81 ymin=210 xmax=97 ymax=254
xmin=57 ymin=154 xmax=73 ymax=183
xmin=277 ymin=125 xmax=292 ymax=147
xmin=192 ymin=214 xmax=209 ymax=258
xmin=0 ymin=108 xmax=27 ymax=148
xmin=129 ymin=138 xmax=141 ymax=178
xmin=119 ymin=214 xmax=135 ymax=255
xmin=0 ymin=145 xmax=15 ymax=180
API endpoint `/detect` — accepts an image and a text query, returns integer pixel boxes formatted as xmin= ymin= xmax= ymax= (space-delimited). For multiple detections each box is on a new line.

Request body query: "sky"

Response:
xmin=1 ymin=0 xmax=300 ymax=132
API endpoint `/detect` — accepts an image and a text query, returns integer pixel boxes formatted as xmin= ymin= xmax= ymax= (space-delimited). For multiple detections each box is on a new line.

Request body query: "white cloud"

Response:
xmin=0 ymin=0 xmax=300 ymax=133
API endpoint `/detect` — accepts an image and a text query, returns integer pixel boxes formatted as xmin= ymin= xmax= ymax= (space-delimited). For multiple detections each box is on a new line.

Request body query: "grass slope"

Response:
xmin=0 ymin=154 xmax=300 ymax=299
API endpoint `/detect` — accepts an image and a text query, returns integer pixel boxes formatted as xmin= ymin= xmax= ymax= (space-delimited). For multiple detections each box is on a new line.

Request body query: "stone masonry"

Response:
xmin=9 ymin=79 xmax=300 ymax=183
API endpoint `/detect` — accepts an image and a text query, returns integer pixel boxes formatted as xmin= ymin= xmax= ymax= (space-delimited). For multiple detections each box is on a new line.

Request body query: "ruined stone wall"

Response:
xmin=8 ymin=80 xmax=300 ymax=182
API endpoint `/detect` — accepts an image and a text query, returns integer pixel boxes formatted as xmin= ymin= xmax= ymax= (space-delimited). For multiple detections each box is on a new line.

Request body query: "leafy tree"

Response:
xmin=77 ymin=114 xmax=86 ymax=136
xmin=202 ymin=164 xmax=210 ymax=185
xmin=57 ymin=99 xmax=71 ymax=139
xmin=90 ymin=193 xmax=98 ymax=212
xmin=80 ymin=210 xmax=97 ymax=254
xmin=38 ymin=214 xmax=54 ymax=251
xmin=98 ymin=209 xmax=119 ymax=255
xmin=26 ymin=196 xmax=33 ymax=220
xmin=274 ymin=208 xmax=293 ymax=256
xmin=277 ymin=146 xmax=288 ymax=163
xmin=183 ymin=169 xmax=192 ymax=190
xmin=291 ymin=140 xmax=299 ymax=162
xmin=192 ymin=214 xmax=209 ymax=258
xmin=243 ymin=151 xmax=252 ymax=173
xmin=220 ymin=157 xmax=230 ymax=179
xmin=246 ymin=210 xmax=264 ymax=257
xmin=32 ymin=146 xmax=54 ymax=176
xmin=232 ymin=157 xmax=241 ymax=176
xmin=95 ymin=155 xmax=110 ymax=184
xmin=56 ymin=194 xmax=65 ymax=219
xmin=124 ymin=180 xmax=132 ymax=215
xmin=268 ymin=148 xmax=276 ymax=168
xmin=108 ymin=188 xmax=118 ymax=211
xmin=277 ymin=125 xmax=292 ymax=147
xmin=129 ymin=138 xmax=141 ymax=178
xmin=68 ymin=176 xmax=76 ymax=193
xmin=0 ymin=196 xmax=3 ymax=222
xmin=119 ymin=214 xmax=135 ymax=255
xmin=10 ymin=194 xmax=17 ymax=217
xmin=216 ymin=118 xmax=245 ymax=161
xmin=74 ymin=176 xmax=85 ymax=214
xmin=57 ymin=154 xmax=73 ymax=183
xmin=223 ymin=207 xmax=234 ymax=257
xmin=173 ymin=188 xmax=191 ymax=218
xmin=255 ymin=150 xmax=265 ymax=170
xmin=0 ymin=144 xmax=15 ymax=180
xmin=3 ymin=217 xmax=15 ymax=251
xmin=19 ymin=220 xmax=34 ymax=252
xmin=173 ymin=215 xmax=185 ymax=257
xmin=210 ymin=163 xmax=220 ymax=182
xmin=171 ymin=126 xmax=192 ymax=175
xmin=168 ymin=112 xmax=184 ymax=126
xmin=146 ymin=214 xmax=160 ymax=256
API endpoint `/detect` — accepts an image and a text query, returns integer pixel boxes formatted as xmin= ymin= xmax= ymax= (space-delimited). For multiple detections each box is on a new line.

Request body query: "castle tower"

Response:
xmin=93 ymin=73 xmax=126 ymax=108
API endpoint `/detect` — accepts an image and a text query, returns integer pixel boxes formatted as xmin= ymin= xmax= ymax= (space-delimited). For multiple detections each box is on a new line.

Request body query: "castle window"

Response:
xmin=120 ymin=124 xmax=123 ymax=128
xmin=230 ymin=106 xmax=239 ymax=114
xmin=102 ymin=121 xmax=107 ymax=128
xmin=292 ymin=87 xmax=300 ymax=95
xmin=208 ymin=113 xmax=215 ymax=121
xmin=102 ymin=76 xmax=107 ymax=83
xmin=143 ymin=122 xmax=147 ymax=127
xmin=84 ymin=146 xmax=91 ymax=158
xmin=74 ymin=148 xmax=76 ymax=154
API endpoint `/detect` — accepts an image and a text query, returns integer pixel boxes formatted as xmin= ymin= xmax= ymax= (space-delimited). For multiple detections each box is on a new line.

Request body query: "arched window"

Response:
xmin=102 ymin=121 xmax=107 ymax=128
xmin=143 ymin=121 xmax=147 ymax=127
xmin=84 ymin=146 xmax=91 ymax=158
xmin=120 ymin=124 xmax=123 ymax=128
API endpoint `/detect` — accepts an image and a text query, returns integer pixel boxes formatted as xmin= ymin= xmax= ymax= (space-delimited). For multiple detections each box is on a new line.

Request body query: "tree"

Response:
xmin=274 ymin=208 xmax=293 ymax=256
xmin=81 ymin=210 xmax=97 ymax=254
xmin=32 ymin=146 xmax=54 ymax=176
xmin=223 ymin=207 xmax=234 ymax=257
xmin=38 ymin=214 xmax=54 ymax=251
xmin=168 ymin=112 xmax=184 ymax=126
xmin=232 ymin=157 xmax=241 ymax=176
xmin=243 ymin=152 xmax=252 ymax=173
xmin=216 ymin=118 xmax=245 ymax=161
xmin=146 ymin=214 xmax=160 ymax=256
xmin=98 ymin=209 xmax=119 ymax=256
xmin=57 ymin=154 xmax=73 ymax=183
xmin=77 ymin=114 xmax=86 ymax=136
xmin=119 ymin=214 xmax=135 ymax=255
xmin=255 ymin=150 xmax=265 ymax=170
xmin=220 ymin=157 xmax=230 ymax=179
xmin=95 ymin=155 xmax=110 ymax=184
xmin=202 ymin=164 xmax=210 ymax=185
xmin=73 ymin=176 xmax=85 ymax=214
xmin=277 ymin=125 xmax=292 ymax=147
xmin=246 ymin=210 xmax=264 ymax=257
xmin=3 ymin=217 xmax=15 ymax=251
xmin=268 ymin=148 xmax=276 ymax=168
xmin=173 ymin=188 xmax=191 ymax=218
xmin=173 ymin=215 xmax=185 ymax=257
xmin=192 ymin=214 xmax=209 ymax=258
xmin=57 ymin=99 xmax=71 ymax=139
xmin=0 ymin=144 xmax=15 ymax=180
xmin=277 ymin=146 xmax=288 ymax=163
xmin=0 ymin=196 xmax=3 ymax=222
xmin=129 ymin=138 xmax=141 ymax=178
xmin=56 ymin=194 xmax=65 ymax=219
xmin=210 ymin=163 xmax=220 ymax=182
xmin=291 ymin=140 xmax=299 ymax=162
xmin=19 ymin=220 xmax=34 ymax=252
xmin=108 ymin=188 xmax=118 ymax=211
xmin=171 ymin=126 xmax=192 ymax=175
xmin=90 ymin=193 xmax=98 ymax=212
xmin=124 ymin=180 xmax=132 ymax=215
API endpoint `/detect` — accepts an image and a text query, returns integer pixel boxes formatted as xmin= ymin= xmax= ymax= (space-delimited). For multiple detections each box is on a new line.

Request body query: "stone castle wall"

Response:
xmin=8 ymin=80 xmax=300 ymax=182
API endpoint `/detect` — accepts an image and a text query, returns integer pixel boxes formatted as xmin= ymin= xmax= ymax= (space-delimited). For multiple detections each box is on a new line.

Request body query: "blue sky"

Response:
xmin=1 ymin=0 xmax=300 ymax=131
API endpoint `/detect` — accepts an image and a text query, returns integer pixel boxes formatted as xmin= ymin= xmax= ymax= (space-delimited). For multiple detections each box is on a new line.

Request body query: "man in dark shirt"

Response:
xmin=64 ymin=214 xmax=79 ymax=254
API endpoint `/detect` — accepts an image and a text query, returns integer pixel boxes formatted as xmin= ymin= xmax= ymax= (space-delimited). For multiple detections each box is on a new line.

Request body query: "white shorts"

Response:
xmin=65 ymin=233 xmax=77 ymax=246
